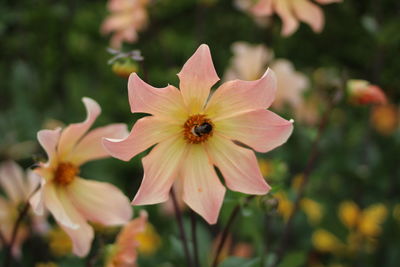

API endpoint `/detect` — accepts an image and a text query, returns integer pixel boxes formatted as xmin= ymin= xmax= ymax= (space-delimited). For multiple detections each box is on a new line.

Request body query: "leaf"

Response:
xmin=218 ymin=257 xmax=260 ymax=267
xmin=278 ymin=251 xmax=307 ymax=267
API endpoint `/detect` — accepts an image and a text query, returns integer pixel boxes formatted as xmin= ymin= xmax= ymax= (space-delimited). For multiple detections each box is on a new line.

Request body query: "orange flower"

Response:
xmin=347 ymin=79 xmax=387 ymax=105
xmin=370 ymin=104 xmax=399 ymax=136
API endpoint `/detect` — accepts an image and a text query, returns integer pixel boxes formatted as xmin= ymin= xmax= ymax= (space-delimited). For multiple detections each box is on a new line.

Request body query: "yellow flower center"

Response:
xmin=183 ymin=114 xmax=214 ymax=144
xmin=54 ymin=162 xmax=79 ymax=186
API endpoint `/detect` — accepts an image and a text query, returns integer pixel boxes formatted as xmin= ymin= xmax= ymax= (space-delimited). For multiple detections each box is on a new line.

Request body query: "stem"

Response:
xmin=273 ymin=90 xmax=343 ymax=266
xmin=4 ymin=201 xmax=31 ymax=267
xmin=212 ymin=196 xmax=255 ymax=267
xmin=0 ymin=230 xmax=6 ymax=246
xmin=170 ymin=188 xmax=193 ymax=267
xmin=190 ymin=210 xmax=200 ymax=267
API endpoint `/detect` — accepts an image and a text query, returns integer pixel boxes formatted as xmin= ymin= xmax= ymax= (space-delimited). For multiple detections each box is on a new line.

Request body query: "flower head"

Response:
xmin=347 ymin=79 xmax=387 ymax=105
xmin=101 ymin=0 xmax=149 ymax=48
xmin=0 ymin=160 xmax=48 ymax=257
xmin=31 ymin=97 xmax=132 ymax=257
xmin=251 ymin=0 xmax=342 ymax=36
xmin=105 ymin=210 xmax=158 ymax=267
xmin=104 ymin=44 xmax=293 ymax=224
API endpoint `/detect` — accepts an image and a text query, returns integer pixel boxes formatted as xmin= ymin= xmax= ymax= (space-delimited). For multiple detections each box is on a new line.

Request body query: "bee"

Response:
xmin=193 ymin=122 xmax=213 ymax=137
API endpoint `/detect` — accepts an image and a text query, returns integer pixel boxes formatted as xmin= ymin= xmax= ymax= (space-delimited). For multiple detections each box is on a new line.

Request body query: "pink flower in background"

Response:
xmin=103 ymin=44 xmax=293 ymax=224
xmin=106 ymin=211 xmax=147 ymax=267
xmin=0 ymin=161 xmax=48 ymax=257
xmin=224 ymin=42 xmax=314 ymax=124
xmin=347 ymin=79 xmax=387 ymax=105
xmin=101 ymin=0 xmax=149 ymax=48
xmin=251 ymin=0 xmax=342 ymax=36
xmin=31 ymin=97 xmax=132 ymax=257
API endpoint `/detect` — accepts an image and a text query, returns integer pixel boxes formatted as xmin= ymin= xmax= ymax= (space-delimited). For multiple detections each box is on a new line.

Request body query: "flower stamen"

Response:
xmin=183 ymin=114 xmax=214 ymax=144
xmin=54 ymin=162 xmax=79 ymax=186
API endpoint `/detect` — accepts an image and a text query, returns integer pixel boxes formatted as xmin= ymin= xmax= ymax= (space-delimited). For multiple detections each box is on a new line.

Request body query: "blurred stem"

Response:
xmin=190 ymin=210 xmax=200 ymax=267
xmin=212 ymin=195 xmax=255 ymax=267
xmin=273 ymin=89 xmax=343 ymax=266
xmin=171 ymin=188 xmax=193 ymax=267
xmin=0 ymin=230 xmax=6 ymax=246
xmin=4 ymin=200 xmax=31 ymax=267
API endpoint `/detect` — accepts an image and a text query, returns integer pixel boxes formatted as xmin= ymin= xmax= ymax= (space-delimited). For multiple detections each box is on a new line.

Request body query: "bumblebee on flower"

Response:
xmin=104 ymin=44 xmax=294 ymax=224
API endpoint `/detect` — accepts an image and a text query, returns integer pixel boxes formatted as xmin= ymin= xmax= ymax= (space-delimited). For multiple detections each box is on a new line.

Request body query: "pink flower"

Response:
xmin=347 ymin=79 xmax=387 ymax=105
xmin=30 ymin=97 xmax=133 ymax=257
xmin=101 ymin=0 xmax=149 ymax=49
xmin=106 ymin=210 xmax=148 ymax=267
xmin=251 ymin=0 xmax=342 ymax=36
xmin=0 ymin=160 xmax=48 ymax=257
xmin=103 ymin=44 xmax=293 ymax=224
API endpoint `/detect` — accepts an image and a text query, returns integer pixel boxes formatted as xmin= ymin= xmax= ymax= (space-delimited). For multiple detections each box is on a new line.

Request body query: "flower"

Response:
xmin=370 ymin=104 xmax=399 ymax=136
xmin=224 ymin=42 xmax=314 ymax=124
xmin=103 ymin=44 xmax=293 ymax=224
xmin=47 ymin=227 xmax=73 ymax=257
xmin=105 ymin=210 xmax=159 ymax=267
xmin=101 ymin=0 xmax=149 ymax=48
xmin=0 ymin=160 xmax=48 ymax=257
xmin=347 ymin=79 xmax=387 ymax=105
xmin=312 ymin=229 xmax=344 ymax=254
xmin=251 ymin=0 xmax=342 ymax=36
xmin=30 ymin=97 xmax=132 ymax=257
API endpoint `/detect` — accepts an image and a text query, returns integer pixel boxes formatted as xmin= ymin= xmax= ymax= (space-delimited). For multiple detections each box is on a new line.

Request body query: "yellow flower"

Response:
xmin=291 ymin=174 xmax=305 ymax=192
xmin=258 ymin=158 xmax=273 ymax=178
xmin=135 ymin=223 xmax=161 ymax=255
xmin=338 ymin=201 xmax=360 ymax=229
xmin=48 ymin=227 xmax=73 ymax=257
xmin=312 ymin=229 xmax=343 ymax=254
xmin=301 ymin=198 xmax=323 ymax=225
xmin=358 ymin=204 xmax=387 ymax=237
xmin=275 ymin=192 xmax=293 ymax=221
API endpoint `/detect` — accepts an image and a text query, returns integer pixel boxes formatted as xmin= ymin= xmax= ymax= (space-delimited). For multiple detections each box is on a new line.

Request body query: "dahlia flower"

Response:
xmin=101 ymin=0 xmax=149 ymax=48
xmin=30 ymin=97 xmax=132 ymax=257
xmin=251 ymin=0 xmax=342 ymax=36
xmin=104 ymin=44 xmax=293 ymax=224
xmin=0 ymin=161 xmax=48 ymax=256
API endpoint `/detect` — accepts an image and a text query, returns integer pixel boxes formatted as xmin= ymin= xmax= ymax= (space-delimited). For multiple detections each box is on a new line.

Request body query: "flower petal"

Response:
xmin=292 ymin=0 xmax=324 ymax=33
xmin=181 ymin=145 xmax=226 ymax=224
xmin=103 ymin=116 xmax=181 ymax=161
xmin=67 ymin=123 xmax=128 ymax=165
xmin=177 ymin=44 xmax=219 ymax=113
xmin=58 ymin=97 xmax=101 ymax=159
xmin=216 ymin=109 xmax=293 ymax=153
xmin=206 ymin=69 xmax=276 ymax=120
xmin=206 ymin=136 xmax=270 ymax=195
xmin=315 ymin=0 xmax=342 ymax=4
xmin=128 ymin=73 xmax=187 ymax=120
xmin=251 ymin=0 xmax=273 ymax=16
xmin=275 ymin=0 xmax=300 ymax=36
xmin=0 ymin=161 xmax=26 ymax=203
xmin=37 ymin=128 xmax=62 ymax=168
xmin=132 ymin=136 xmax=188 ymax=206
xmin=43 ymin=183 xmax=79 ymax=229
xmin=67 ymin=177 xmax=132 ymax=225
xmin=57 ymin=189 xmax=94 ymax=257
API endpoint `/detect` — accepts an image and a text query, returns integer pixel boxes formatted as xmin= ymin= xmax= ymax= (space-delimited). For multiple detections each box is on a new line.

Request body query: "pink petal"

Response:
xmin=103 ymin=116 xmax=181 ymax=161
xmin=37 ymin=128 xmax=62 ymax=167
xmin=43 ymin=183 xmax=79 ymax=229
xmin=216 ymin=109 xmax=293 ymax=153
xmin=58 ymin=97 xmax=101 ymax=159
xmin=275 ymin=0 xmax=300 ymax=36
xmin=206 ymin=135 xmax=270 ymax=195
xmin=67 ymin=177 xmax=132 ymax=225
xmin=251 ymin=0 xmax=273 ymax=16
xmin=132 ymin=136 xmax=188 ymax=206
xmin=206 ymin=69 xmax=276 ymax=120
xmin=315 ymin=0 xmax=342 ymax=4
xmin=67 ymin=123 xmax=128 ymax=165
xmin=128 ymin=73 xmax=187 ymax=120
xmin=292 ymin=0 xmax=324 ymax=33
xmin=0 ymin=161 xmax=26 ymax=203
xmin=56 ymin=189 xmax=94 ymax=257
xmin=177 ymin=44 xmax=220 ymax=113
xmin=26 ymin=169 xmax=41 ymax=195
xmin=181 ymin=145 xmax=226 ymax=224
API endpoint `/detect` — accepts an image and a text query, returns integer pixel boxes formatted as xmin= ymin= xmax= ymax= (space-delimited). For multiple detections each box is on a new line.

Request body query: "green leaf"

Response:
xmin=278 ymin=251 xmax=307 ymax=267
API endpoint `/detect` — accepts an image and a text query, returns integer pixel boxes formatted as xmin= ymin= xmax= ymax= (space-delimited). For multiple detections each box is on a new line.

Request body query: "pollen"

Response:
xmin=54 ymin=162 xmax=79 ymax=186
xmin=183 ymin=114 xmax=214 ymax=144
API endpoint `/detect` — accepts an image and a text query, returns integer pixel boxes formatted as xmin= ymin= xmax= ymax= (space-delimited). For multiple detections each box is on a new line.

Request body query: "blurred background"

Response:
xmin=0 ymin=0 xmax=400 ymax=266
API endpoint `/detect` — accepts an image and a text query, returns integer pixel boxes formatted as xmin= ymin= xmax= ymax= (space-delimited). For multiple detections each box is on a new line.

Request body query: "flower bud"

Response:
xmin=347 ymin=79 xmax=387 ymax=105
